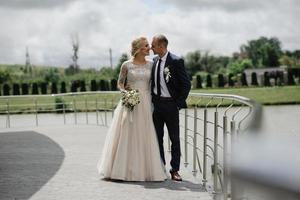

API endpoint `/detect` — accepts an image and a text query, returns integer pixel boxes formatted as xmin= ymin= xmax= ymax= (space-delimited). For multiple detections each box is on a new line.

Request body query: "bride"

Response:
xmin=97 ymin=37 xmax=167 ymax=181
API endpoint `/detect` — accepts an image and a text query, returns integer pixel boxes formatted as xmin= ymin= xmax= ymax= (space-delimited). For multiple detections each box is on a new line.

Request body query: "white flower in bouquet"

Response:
xmin=121 ymin=89 xmax=140 ymax=111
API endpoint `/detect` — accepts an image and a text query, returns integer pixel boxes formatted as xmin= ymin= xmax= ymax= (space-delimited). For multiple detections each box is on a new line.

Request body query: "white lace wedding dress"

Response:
xmin=97 ymin=59 xmax=167 ymax=181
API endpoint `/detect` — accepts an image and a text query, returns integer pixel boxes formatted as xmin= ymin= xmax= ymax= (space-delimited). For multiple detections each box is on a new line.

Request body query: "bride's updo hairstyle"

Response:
xmin=131 ymin=37 xmax=147 ymax=57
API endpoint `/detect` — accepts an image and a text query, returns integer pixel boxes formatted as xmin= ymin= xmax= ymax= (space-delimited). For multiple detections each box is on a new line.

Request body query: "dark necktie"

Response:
xmin=156 ymin=59 xmax=162 ymax=96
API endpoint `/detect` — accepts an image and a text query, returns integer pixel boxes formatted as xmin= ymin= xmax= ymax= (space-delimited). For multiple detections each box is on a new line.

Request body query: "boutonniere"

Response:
xmin=164 ymin=66 xmax=171 ymax=83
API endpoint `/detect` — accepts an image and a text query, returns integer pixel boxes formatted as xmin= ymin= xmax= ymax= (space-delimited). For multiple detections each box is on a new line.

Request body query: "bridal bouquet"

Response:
xmin=121 ymin=89 xmax=140 ymax=111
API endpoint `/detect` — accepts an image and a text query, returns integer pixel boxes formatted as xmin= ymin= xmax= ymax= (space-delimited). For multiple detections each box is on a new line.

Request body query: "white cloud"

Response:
xmin=0 ymin=0 xmax=299 ymax=68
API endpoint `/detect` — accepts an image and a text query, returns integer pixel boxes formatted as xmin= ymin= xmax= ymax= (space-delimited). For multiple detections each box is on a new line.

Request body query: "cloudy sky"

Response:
xmin=0 ymin=0 xmax=299 ymax=68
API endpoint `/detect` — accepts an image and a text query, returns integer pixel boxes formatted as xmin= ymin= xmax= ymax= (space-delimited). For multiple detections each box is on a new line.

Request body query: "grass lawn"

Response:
xmin=192 ymin=85 xmax=300 ymax=105
xmin=0 ymin=86 xmax=299 ymax=114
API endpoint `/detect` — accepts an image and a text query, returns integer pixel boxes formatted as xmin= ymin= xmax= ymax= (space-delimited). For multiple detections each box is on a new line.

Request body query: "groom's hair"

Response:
xmin=155 ymin=34 xmax=168 ymax=48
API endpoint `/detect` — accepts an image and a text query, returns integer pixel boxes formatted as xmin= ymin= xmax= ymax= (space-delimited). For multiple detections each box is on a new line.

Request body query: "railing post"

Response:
xmin=193 ymin=106 xmax=197 ymax=175
xmin=111 ymin=96 xmax=114 ymax=118
xmin=96 ymin=98 xmax=99 ymax=125
xmin=85 ymin=95 xmax=88 ymax=124
xmin=63 ymin=97 xmax=66 ymax=125
xmin=104 ymin=97 xmax=107 ymax=126
xmin=230 ymin=119 xmax=237 ymax=200
xmin=223 ymin=115 xmax=228 ymax=199
xmin=73 ymin=96 xmax=77 ymax=125
xmin=35 ymin=98 xmax=38 ymax=126
xmin=184 ymin=109 xmax=188 ymax=167
xmin=213 ymin=110 xmax=219 ymax=192
xmin=203 ymin=108 xmax=208 ymax=186
xmin=6 ymin=99 xmax=10 ymax=128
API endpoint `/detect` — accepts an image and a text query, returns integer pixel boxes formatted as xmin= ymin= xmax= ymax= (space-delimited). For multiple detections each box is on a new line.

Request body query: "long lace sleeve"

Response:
xmin=118 ymin=62 xmax=128 ymax=90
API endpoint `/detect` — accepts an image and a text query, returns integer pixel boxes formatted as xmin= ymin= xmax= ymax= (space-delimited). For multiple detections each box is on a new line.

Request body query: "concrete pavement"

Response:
xmin=0 ymin=125 xmax=213 ymax=200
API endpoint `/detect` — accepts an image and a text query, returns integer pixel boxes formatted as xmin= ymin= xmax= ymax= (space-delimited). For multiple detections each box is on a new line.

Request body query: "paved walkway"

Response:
xmin=0 ymin=125 xmax=213 ymax=200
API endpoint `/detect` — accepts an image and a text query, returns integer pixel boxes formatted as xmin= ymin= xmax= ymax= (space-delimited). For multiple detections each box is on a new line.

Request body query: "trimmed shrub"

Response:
xmin=251 ymin=72 xmax=259 ymax=86
xmin=13 ymin=83 xmax=20 ymax=95
xmin=90 ymin=80 xmax=97 ymax=91
xmin=3 ymin=84 xmax=10 ymax=95
xmin=32 ymin=82 xmax=39 ymax=94
xmin=60 ymin=81 xmax=67 ymax=93
xmin=70 ymin=81 xmax=79 ymax=93
xmin=206 ymin=74 xmax=212 ymax=88
xmin=217 ymin=74 xmax=225 ymax=87
xmin=241 ymin=72 xmax=248 ymax=86
xmin=41 ymin=82 xmax=48 ymax=94
xmin=21 ymin=83 xmax=29 ymax=95
xmin=51 ymin=82 xmax=58 ymax=94
xmin=228 ymin=73 xmax=235 ymax=87
xmin=196 ymin=75 xmax=203 ymax=89
xmin=264 ymin=72 xmax=271 ymax=86
xmin=99 ymin=80 xmax=106 ymax=91
xmin=287 ymin=69 xmax=296 ymax=85
xmin=110 ymin=79 xmax=118 ymax=91
xmin=80 ymin=80 xmax=86 ymax=92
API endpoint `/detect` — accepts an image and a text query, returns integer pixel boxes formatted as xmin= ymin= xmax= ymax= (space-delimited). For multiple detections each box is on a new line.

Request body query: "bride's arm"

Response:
xmin=118 ymin=62 xmax=130 ymax=91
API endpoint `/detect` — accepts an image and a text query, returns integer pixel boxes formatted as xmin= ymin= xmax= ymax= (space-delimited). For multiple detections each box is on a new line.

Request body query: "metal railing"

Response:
xmin=0 ymin=91 xmax=262 ymax=199
xmin=181 ymin=93 xmax=261 ymax=199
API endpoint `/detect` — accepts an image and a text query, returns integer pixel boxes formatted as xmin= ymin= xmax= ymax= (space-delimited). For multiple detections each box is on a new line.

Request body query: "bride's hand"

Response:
xmin=124 ymin=84 xmax=132 ymax=91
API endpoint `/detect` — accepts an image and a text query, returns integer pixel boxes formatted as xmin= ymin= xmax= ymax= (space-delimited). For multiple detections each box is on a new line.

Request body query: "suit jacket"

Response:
xmin=151 ymin=52 xmax=191 ymax=109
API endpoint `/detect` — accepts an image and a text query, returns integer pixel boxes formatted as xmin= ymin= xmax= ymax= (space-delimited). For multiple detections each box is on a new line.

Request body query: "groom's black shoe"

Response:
xmin=170 ymin=170 xmax=182 ymax=181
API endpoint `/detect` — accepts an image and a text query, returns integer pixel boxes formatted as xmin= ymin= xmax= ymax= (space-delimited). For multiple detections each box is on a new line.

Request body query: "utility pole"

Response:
xmin=109 ymin=48 xmax=113 ymax=68
xmin=71 ymin=34 xmax=79 ymax=72
xmin=25 ymin=46 xmax=32 ymax=76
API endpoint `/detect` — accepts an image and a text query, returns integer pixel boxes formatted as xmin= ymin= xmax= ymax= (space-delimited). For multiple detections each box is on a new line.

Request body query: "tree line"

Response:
xmin=0 ymin=36 xmax=300 ymax=96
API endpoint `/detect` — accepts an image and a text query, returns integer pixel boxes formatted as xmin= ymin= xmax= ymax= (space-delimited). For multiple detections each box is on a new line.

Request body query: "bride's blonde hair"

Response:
xmin=131 ymin=37 xmax=147 ymax=57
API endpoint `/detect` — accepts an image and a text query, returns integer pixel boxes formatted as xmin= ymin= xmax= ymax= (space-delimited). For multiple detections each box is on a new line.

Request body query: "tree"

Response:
xmin=185 ymin=50 xmax=202 ymax=77
xmin=0 ymin=69 xmax=11 ymax=85
xmin=44 ymin=68 xmax=60 ymax=83
xmin=201 ymin=51 xmax=219 ymax=74
xmin=115 ymin=53 xmax=129 ymax=78
xmin=240 ymin=36 xmax=282 ymax=67
xmin=228 ymin=59 xmax=253 ymax=75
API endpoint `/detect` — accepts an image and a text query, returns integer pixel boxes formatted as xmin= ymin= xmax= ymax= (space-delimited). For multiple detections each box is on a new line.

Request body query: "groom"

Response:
xmin=151 ymin=34 xmax=191 ymax=181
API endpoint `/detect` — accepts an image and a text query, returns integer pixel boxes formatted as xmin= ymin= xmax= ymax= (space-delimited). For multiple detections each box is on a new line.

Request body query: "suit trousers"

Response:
xmin=152 ymin=98 xmax=181 ymax=172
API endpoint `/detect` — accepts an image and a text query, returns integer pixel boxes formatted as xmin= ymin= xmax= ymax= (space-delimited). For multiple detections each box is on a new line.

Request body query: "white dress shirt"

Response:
xmin=154 ymin=52 xmax=171 ymax=97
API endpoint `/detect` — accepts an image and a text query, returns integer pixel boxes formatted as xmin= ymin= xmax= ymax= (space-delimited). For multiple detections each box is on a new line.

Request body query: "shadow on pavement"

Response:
xmin=102 ymin=179 xmax=206 ymax=192
xmin=0 ymin=131 xmax=65 ymax=200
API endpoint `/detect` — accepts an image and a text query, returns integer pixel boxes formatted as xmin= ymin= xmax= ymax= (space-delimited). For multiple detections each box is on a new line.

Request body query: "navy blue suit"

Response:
xmin=151 ymin=52 xmax=191 ymax=172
